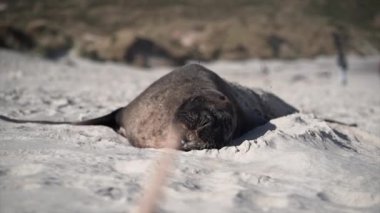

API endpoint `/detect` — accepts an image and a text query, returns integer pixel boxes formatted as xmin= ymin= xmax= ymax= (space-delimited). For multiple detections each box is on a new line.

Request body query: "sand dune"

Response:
xmin=0 ymin=50 xmax=379 ymax=212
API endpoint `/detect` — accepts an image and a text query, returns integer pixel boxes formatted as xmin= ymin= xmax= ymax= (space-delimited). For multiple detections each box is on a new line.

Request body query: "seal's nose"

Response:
xmin=219 ymin=94 xmax=227 ymax=101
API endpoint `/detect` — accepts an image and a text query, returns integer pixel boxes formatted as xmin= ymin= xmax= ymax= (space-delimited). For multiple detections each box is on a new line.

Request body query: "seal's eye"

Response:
xmin=197 ymin=111 xmax=213 ymax=129
xmin=176 ymin=111 xmax=198 ymax=130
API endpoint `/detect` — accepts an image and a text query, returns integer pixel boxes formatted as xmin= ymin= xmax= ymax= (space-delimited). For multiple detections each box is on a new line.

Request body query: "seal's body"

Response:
xmin=0 ymin=64 xmax=297 ymax=150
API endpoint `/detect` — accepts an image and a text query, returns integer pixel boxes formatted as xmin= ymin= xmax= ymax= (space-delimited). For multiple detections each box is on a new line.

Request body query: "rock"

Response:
xmin=0 ymin=24 xmax=35 ymax=51
xmin=169 ymin=26 xmax=222 ymax=61
xmin=116 ymin=30 xmax=182 ymax=67
xmin=266 ymin=34 xmax=286 ymax=58
xmin=78 ymin=33 xmax=112 ymax=61
xmin=79 ymin=30 xmax=186 ymax=67
xmin=26 ymin=20 xmax=73 ymax=59
xmin=124 ymin=37 xmax=177 ymax=67
xmin=220 ymin=44 xmax=249 ymax=60
xmin=372 ymin=14 xmax=380 ymax=29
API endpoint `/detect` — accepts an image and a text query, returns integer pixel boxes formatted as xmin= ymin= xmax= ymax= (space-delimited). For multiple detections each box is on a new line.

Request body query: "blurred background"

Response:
xmin=0 ymin=0 xmax=379 ymax=67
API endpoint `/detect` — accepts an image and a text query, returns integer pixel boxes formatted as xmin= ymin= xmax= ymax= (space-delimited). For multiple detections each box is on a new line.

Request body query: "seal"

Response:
xmin=0 ymin=64 xmax=297 ymax=150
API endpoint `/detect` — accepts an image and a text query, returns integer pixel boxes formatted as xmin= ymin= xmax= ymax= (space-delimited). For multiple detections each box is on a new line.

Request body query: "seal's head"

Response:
xmin=174 ymin=90 xmax=237 ymax=151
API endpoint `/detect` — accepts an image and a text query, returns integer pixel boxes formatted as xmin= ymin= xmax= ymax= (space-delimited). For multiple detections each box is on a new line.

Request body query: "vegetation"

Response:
xmin=0 ymin=0 xmax=378 ymax=64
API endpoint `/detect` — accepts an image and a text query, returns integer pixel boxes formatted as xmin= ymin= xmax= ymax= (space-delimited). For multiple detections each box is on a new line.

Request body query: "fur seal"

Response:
xmin=0 ymin=64 xmax=298 ymax=150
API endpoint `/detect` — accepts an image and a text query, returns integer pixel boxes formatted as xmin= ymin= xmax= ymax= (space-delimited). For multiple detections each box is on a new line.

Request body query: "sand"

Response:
xmin=0 ymin=49 xmax=379 ymax=213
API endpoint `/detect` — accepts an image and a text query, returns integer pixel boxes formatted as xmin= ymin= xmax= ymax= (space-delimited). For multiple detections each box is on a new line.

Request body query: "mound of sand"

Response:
xmin=0 ymin=50 xmax=379 ymax=212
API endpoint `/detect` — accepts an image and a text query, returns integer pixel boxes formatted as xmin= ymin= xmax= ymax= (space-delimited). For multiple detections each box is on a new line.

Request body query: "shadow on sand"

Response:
xmin=229 ymin=122 xmax=277 ymax=147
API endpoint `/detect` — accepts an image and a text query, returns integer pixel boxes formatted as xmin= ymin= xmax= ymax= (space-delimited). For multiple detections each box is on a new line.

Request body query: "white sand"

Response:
xmin=0 ymin=49 xmax=379 ymax=213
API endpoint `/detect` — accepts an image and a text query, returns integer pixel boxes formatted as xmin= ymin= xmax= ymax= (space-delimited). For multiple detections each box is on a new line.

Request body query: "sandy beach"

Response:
xmin=0 ymin=49 xmax=379 ymax=213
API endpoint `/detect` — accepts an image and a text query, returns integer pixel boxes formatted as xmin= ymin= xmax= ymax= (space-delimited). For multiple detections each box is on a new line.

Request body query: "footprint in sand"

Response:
xmin=255 ymin=194 xmax=289 ymax=210
xmin=114 ymin=160 xmax=150 ymax=174
xmin=9 ymin=163 xmax=45 ymax=176
xmin=318 ymin=189 xmax=380 ymax=208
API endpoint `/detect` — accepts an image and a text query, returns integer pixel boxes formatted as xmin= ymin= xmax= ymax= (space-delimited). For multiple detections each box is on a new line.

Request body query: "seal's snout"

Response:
xmin=219 ymin=94 xmax=227 ymax=101
xmin=174 ymin=93 xmax=237 ymax=150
